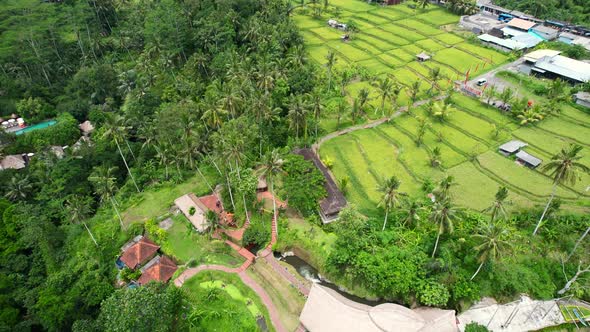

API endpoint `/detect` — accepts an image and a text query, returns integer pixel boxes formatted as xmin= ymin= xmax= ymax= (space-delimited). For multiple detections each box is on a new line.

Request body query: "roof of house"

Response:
xmin=512 ymin=33 xmax=544 ymax=48
xmin=559 ymin=32 xmax=578 ymax=41
xmin=300 ymin=284 xmax=458 ymax=332
xmin=478 ymin=34 xmax=526 ymax=50
xmin=507 ymin=18 xmax=536 ymax=31
xmin=120 ymin=236 xmax=160 ymax=269
xmin=174 ymin=193 xmax=210 ymax=231
xmin=257 ymin=176 xmax=268 ymax=190
xmin=534 ymin=55 xmax=590 ymax=83
xmin=501 ymin=26 xmax=528 ymax=37
xmin=0 ymin=155 xmax=26 ymax=170
xmin=499 ymin=140 xmax=527 ymax=153
xmin=532 ymin=25 xmax=558 ymax=34
xmin=79 ymin=120 xmax=94 ymax=135
xmin=416 ymin=52 xmax=431 ymax=60
xmin=516 ymin=151 xmax=542 ymax=167
xmin=523 ymin=49 xmax=562 ymax=63
xmin=294 ymin=148 xmax=347 ymax=220
xmin=138 ymin=255 xmax=177 ymax=285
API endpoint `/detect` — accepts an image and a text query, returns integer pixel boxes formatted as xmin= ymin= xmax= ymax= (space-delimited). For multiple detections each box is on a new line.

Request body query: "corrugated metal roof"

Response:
xmin=512 ymin=33 xmax=544 ymax=48
xmin=534 ymin=55 xmax=590 ymax=82
xmin=502 ymin=26 xmax=527 ymax=37
xmin=478 ymin=34 xmax=526 ymax=50
xmin=516 ymin=151 xmax=542 ymax=167
xmin=499 ymin=140 xmax=527 ymax=153
xmin=523 ymin=49 xmax=561 ymax=62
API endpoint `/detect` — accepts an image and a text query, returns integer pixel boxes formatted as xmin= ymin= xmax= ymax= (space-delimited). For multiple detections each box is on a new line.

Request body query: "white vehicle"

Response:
xmin=477 ymin=78 xmax=487 ymax=86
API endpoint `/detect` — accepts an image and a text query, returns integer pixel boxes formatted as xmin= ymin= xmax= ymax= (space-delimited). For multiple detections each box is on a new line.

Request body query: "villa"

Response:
xmin=175 ymin=192 xmax=234 ymax=232
xmin=137 ymin=255 xmax=178 ymax=285
xmin=119 ymin=235 xmax=160 ymax=269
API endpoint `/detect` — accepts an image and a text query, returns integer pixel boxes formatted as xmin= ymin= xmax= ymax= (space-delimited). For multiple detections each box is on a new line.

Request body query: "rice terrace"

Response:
xmin=292 ymin=0 xmax=590 ymax=214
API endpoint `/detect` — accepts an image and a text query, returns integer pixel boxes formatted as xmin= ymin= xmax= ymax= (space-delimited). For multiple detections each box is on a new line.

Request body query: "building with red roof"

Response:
xmin=138 ymin=255 xmax=178 ymax=285
xmin=119 ymin=236 xmax=160 ymax=269
xmin=174 ymin=193 xmax=234 ymax=232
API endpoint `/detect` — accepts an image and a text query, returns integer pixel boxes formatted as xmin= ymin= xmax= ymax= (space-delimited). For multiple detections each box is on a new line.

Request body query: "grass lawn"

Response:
xmin=122 ymin=167 xmax=217 ymax=225
xmin=433 ymin=32 xmax=465 ymax=45
xmin=560 ymin=304 xmax=590 ymax=322
xmin=182 ymin=270 xmax=274 ymax=332
xmin=159 ymin=215 xmax=243 ymax=267
xmin=415 ymin=10 xmax=460 ymax=26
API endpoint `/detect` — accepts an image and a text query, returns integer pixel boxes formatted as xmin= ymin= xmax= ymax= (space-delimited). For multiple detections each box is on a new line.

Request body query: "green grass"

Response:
xmin=364 ymin=28 xmax=411 ymax=46
xmin=386 ymin=49 xmax=415 ymax=62
xmin=200 ymin=280 xmax=262 ymax=316
xmin=327 ymin=41 xmax=373 ymax=61
xmin=415 ymin=10 xmax=460 ymax=26
xmin=415 ymin=39 xmax=446 ymax=52
xmin=397 ymin=18 xmax=444 ymax=35
xmin=356 ymin=33 xmax=397 ymax=51
xmin=434 ymin=48 xmax=482 ymax=74
xmin=560 ymin=305 xmax=590 ymax=322
xmin=537 ymin=117 xmax=590 ymax=146
xmin=159 ymin=215 xmax=243 ymax=266
xmin=182 ymin=270 xmax=274 ymax=332
xmin=122 ymin=168 xmax=217 ymax=224
xmin=380 ymin=23 xmax=426 ymax=42
xmin=433 ymin=33 xmax=465 ymax=45
xmin=455 ymin=42 xmax=508 ymax=64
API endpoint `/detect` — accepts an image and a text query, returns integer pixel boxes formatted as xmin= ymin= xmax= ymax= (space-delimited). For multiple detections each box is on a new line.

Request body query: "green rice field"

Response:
xmin=294 ymin=0 xmax=590 ymax=215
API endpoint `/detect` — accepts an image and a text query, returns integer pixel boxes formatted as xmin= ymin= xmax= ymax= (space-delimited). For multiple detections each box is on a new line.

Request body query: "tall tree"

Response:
xmin=428 ymin=66 xmax=441 ymax=94
xmin=257 ymin=149 xmax=285 ymax=219
xmin=288 ymin=95 xmax=310 ymax=140
xmin=377 ymin=176 xmax=406 ymax=231
xmin=483 ymin=186 xmax=510 ymax=222
xmin=430 ymin=198 xmax=460 ymax=257
xmin=66 ymin=195 xmax=98 ymax=246
xmin=5 ymin=174 xmax=32 ymax=201
xmin=101 ymin=113 xmax=140 ymax=192
xmin=534 ymin=144 xmax=589 ymax=235
xmin=325 ymin=51 xmax=337 ymax=91
xmin=88 ymin=166 xmax=124 ymax=229
xmin=470 ymin=221 xmax=512 ymax=280
xmin=372 ymin=76 xmax=394 ymax=117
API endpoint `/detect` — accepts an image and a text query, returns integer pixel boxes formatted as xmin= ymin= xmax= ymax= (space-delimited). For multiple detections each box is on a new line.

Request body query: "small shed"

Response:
xmin=516 ymin=150 xmax=542 ymax=168
xmin=574 ymin=92 xmax=590 ymax=108
xmin=416 ymin=52 xmax=431 ymax=62
xmin=499 ymin=140 xmax=527 ymax=156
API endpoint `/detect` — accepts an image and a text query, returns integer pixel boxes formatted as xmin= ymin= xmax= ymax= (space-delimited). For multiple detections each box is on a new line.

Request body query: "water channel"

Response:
xmin=276 ymin=252 xmax=387 ymax=306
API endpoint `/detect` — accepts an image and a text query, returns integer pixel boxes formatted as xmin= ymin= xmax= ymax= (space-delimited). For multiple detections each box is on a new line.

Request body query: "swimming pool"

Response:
xmin=15 ymin=120 xmax=57 ymax=135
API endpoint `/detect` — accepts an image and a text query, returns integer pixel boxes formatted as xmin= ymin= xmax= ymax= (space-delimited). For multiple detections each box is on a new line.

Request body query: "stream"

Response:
xmin=276 ymin=253 xmax=387 ymax=306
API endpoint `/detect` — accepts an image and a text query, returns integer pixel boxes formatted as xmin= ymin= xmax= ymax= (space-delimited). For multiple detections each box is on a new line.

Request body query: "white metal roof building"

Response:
xmin=532 ymin=55 xmax=590 ymax=83
xmin=499 ymin=140 xmax=527 ymax=155
xmin=478 ymin=34 xmax=526 ymax=51
xmin=523 ymin=49 xmax=561 ymax=63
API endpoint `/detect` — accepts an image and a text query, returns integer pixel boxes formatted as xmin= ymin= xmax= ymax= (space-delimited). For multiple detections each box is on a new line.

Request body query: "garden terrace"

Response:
xmin=294 ymin=148 xmax=347 ymax=223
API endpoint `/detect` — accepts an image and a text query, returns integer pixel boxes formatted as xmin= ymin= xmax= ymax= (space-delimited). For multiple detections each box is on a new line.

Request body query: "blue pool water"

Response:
xmin=15 ymin=120 xmax=57 ymax=135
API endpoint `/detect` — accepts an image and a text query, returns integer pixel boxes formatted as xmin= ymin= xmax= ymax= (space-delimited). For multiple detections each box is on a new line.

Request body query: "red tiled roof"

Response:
xmin=120 ymin=237 xmax=160 ymax=269
xmin=138 ymin=256 xmax=178 ymax=285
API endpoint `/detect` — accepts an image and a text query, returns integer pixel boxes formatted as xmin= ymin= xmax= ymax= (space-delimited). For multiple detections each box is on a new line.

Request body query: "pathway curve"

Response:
xmin=312 ymin=95 xmax=445 ymax=153
xmin=174 ymin=263 xmax=287 ymax=332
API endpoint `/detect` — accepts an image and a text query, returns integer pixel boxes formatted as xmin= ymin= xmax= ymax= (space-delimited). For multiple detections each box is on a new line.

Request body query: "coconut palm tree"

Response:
xmin=88 ymin=165 xmax=125 ymax=229
xmin=428 ymin=66 xmax=441 ymax=94
xmin=372 ymin=76 xmax=394 ymax=117
xmin=433 ymin=101 xmax=453 ymax=122
xmin=377 ymin=176 xmax=406 ymax=231
xmin=534 ymin=144 xmax=589 ymax=235
xmin=5 ymin=174 xmax=32 ymax=201
xmin=483 ymin=186 xmax=509 ymax=222
xmin=257 ymin=149 xmax=285 ymax=218
xmin=325 ymin=51 xmax=337 ymax=91
xmin=434 ymin=175 xmax=455 ymax=201
xmin=102 ymin=113 xmax=140 ymax=193
xmin=357 ymin=88 xmax=370 ymax=115
xmin=205 ymin=210 xmax=223 ymax=239
xmin=310 ymin=89 xmax=324 ymax=139
xmin=430 ymin=147 xmax=442 ymax=168
xmin=288 ymin=95 xmax=310 ymax=140
xmin=430 ymin=198 xmax=460 ymax=257
xmin=335 ymin=99 xmax=349 ymax=129
xmin=401 ymin=199 xmax=424 ymax=227
xmin=470 ymin=221 xmax=511 ymax=280
xmin=407 ymin=79 xmax=421 ymax=111
xmin=568 ymin=225 xmax=590 ymax=261
xmin=66 ymin=195 xmax=98 ymax=246
xmin=483 ymin=84 xmax=498 ymax=104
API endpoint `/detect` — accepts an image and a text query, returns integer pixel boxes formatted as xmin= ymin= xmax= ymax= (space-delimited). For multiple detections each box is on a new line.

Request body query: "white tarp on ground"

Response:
xmin=457 ymin=296 xmax=564 ymax=332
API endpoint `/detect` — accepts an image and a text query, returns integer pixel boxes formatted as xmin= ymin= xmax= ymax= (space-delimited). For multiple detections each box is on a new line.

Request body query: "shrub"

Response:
xmin=188 ymin=206 xmax=196 ymax=216
xmin=322 ymin=156 xmax=334 ymax=169
xmin=242 ymin=217 xmax=271 ymax=248
xmin=465 ymin=322 xmax=489 ymax=332
xmin=120 ymin=268 xmax=141 ymax=282
xmin=418 ymin=280 xmax=450 ymax=307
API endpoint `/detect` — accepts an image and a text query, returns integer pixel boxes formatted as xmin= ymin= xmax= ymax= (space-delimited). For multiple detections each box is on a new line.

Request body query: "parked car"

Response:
xmin=477 ymin=78 xmax=487 ymax=86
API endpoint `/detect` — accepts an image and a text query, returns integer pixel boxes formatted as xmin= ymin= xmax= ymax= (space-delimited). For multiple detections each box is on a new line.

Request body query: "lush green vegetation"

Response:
xmin=493 ymin=0 xmax=589 ymax=25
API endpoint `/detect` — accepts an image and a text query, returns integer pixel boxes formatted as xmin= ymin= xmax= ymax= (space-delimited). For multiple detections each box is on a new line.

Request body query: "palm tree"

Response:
xmin=430 ymin=147 xmax=442 ymax=168
xmin=430 ymin=198 xmax=460 ymax=257
xmin=401 ymin=199 xmax=424 ymax=227
xmin=433 ymin=101 xmax=453 ymax=122
xmin=415 ymin=0 xmax=430 ymax=9
xmin=5 ymin=174 xmax=32 ymax=201
xmin=310 ymin=89 xmax=324 ymax=139
xmin=257 ymin=149 xmax=285 ymax=219
xmin=498 ymin=87 xmax=514 ymax=107
xmin=416 ymin=117 xmax=430 ymax=146
xmin=484 ymin=84 xmax=498 ymax=104
xmin=483 ymin=186 xmax=509 ymax=222
xmin=470 ymin=222 xmax=511 ymax=280
xmin=335 ymin=99 xmax=349 ymax=129
xmin=205 ymin=210 xmax=223 ymax=238
xmin=66 ymin=195 xmax=98 ymax=246
xmin=407 ymin=80 xmax=421 ymax=111
xmin=288 ymin=95 xmax=310 ymax=140
xmin=517 ymin=107 xmax=544 ymax=125
xmin=435 ymin=175 xmax=455 ymax=201
xmin=88 ymin=166 xmax=124 ymax=229
xmin=372 ymin=77 xmax=394 ymax=117
xmin=428 ymin=67 xmax=441 ymax=94
xmin=357 ymin=88 xmax=370 ymax=116
xmin=377 ymin=176 xmax=406 ymax=231
xmin=534 ymin=144 xmax=589 ymax=235
xmin=325 ymin=51 xmax=337 ymax=91
xmin=102 ymin=113 xmax=140 ymax=193
xmin=568 ymin=225 xmax=590 ymax=261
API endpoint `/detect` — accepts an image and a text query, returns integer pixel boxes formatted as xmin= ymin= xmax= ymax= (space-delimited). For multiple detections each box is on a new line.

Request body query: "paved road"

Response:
xmin=466 ymin=58 xmax=524 ymax=94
